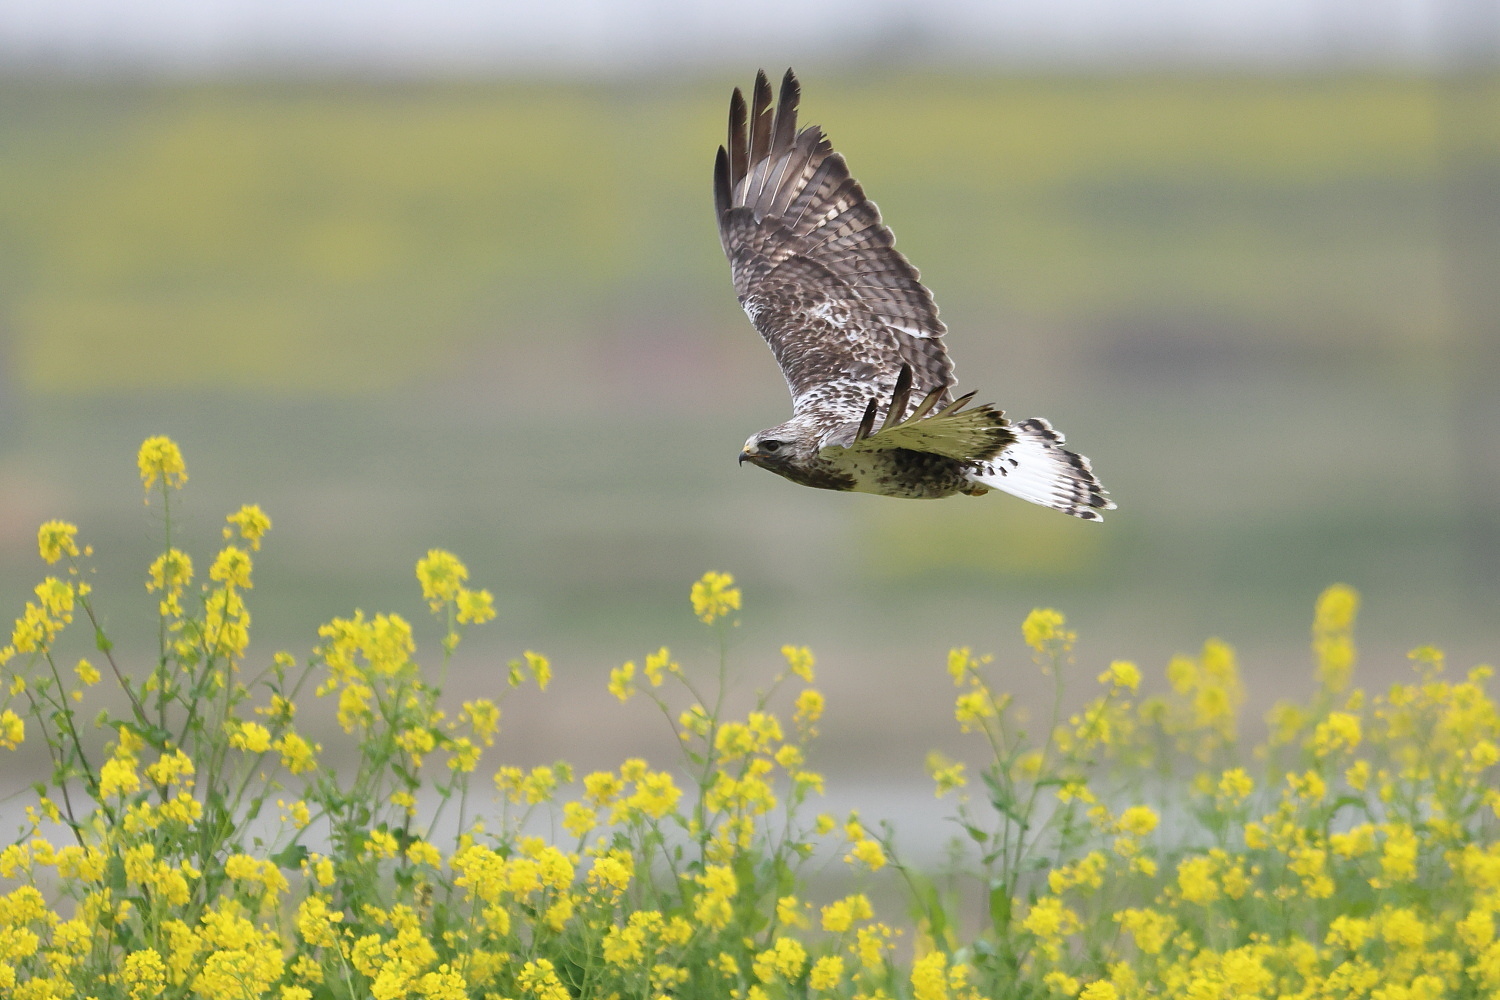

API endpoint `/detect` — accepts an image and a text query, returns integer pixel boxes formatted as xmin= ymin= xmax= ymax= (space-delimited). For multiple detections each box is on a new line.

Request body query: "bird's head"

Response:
xmin=739 ymin=418 xmax=820 ymax=471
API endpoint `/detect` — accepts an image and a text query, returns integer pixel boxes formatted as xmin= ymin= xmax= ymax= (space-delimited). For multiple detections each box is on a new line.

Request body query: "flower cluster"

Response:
xmin=928 ymin=588 xmax=1500 ymax=1000
xmin=0 ymin=438 xmax=1495 ymax=1000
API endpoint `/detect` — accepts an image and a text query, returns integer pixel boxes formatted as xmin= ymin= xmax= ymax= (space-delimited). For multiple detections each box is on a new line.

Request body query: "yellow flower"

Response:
xmin=795 ymin=688 xmax=825 ymax=728
xmin=910 ymin=952 xmax=948 ymax=1000
xmin=947 ymin=646 xmax=977 ymax=683
xmin=846 ymin=837 xmax=886 ymax=871
xmin=366 ymin=830 xmax=399 ymax=859
xmin=855 ymin=923 xmax=897 ymax=969
xmin=1080 ymin=983 xmax=1119 ymax=1000
xmin=955 ymin=690 xmax=993 ymax=732
xmin=73 ymin=658 xmax=101 ymax=688
xmin=782 ymin=645 xmax=816 ymax=682
xmin=224 ymin=504 xmax=272 ymax=550
xmin=1022 ymin=608 xmax=1071 ymax=654
xmin=145 ymin=748 xmax=194 ymax=786
xmin=1176 ymin=855 xmax=1220 ymax=905
xmin=1216 ymin=767 xmax=1254 ymax=805
xmin=522 ymin=649 xmax=551 ymax=689
xmin=926 ymin=752 xmax=967 ymax=796
xmin=588 ymin=850 xmax=633 ymax=894
xmin=455 ymin=588 xmax=496 ymax=625
xmin=644 ymin=646 xmax=675 ymax=686
xmin=753 ymin=937 xmax=807 ymax=983
xmin=210 ymin=545 xmax=254 ymax=589
xmin=1377 ymin=824 xmax=1419 ymax=884
xmin=777 ymin=894 xmax=810 ymax=929
xmin=562 ymin=801 xmax=596 ymax=838
xmin=1043 ymin=972 xmax=1080 ymax=996
xmin=274 ymin=732 xmax=319 ymax=774
xmin=625 ymin=770 xmax=681 ymax=819
xmin=137 ymin=435 xmax=188 ymax=495
xmin=146 ymin=548 xmax=194 ymax=615
xmin=693 ymin=865 xmax=737 ymax=929
xmin=1266 ymin=701 xmax=1307 ymax=746
xmin=1116 ymin=908 xmax=1175 ymax=955
xmin=1380 ymin=906 xmax=1427 ymax=949
xmin=1312 ymin=711 xmax=1362 ymax=756
xmin=416 ymin=550 xmax=468 ymax=610
xmin=229 ymin=722 xmax=273 ymax=754
xmin=37 ymin=520 xmax=81 ymax=564
xmin=1117 ymin=805 xmax=1158 ymax=836
xmin=517 ymin=959 xmax=570 ymax=1000
xmin=1022 ymin=896 xmax=1080 ymax=940
xmin=1457 ymin=907 xmax=1494 ymax=952
xmin=1099 ymin=660 xmax=1141 ymax=692
xmin=1330 ymin=823 xmax=1377 ymax=859
xmin=0 ymin=710 xmax=24 ymax=750
xmin=1314 ymin=583 xmax=1360 ymax=692
xmin=821 ymin=894 xmax=873 ymax=933
xmin=100 ymin=755 xmax=142 ymax=798
xmin=608 ymin=661 xmax=636 ymax=702
xmin=602 ymin=923 xmax=645 ymax=966
xmin=1327 ymin=914 xmax=1373 ymax=950
xmin=124 ymin=948 xmax=168 ymax=1000
xmin=809 ymin=955 xmax=845 ymax=991
xmin=690 ymin=571 xmax=741 ymax=624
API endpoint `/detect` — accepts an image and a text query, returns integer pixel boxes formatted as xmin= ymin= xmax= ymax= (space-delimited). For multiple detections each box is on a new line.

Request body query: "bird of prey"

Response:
xmin=715 ymin=69 xmax=1115 ymax=519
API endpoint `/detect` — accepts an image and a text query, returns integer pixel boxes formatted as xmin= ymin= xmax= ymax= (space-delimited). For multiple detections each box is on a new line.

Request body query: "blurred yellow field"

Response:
xmin=0 ymin=74 xmax=1484 ymax=392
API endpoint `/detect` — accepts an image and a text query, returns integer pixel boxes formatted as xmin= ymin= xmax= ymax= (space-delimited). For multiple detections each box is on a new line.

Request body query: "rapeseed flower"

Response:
xmin=416 ymin=549 xmax=468 ymax=610
xmin=810 ymin=954 xmax=845 ymax=991
xmin=0 ymin=711 xmax=23 ymax=750
xmin=691 ymin=570 xmax=741 ymax=624
xmin=1099 ymin=660 xmax=1141 ymax=692
xmin=137 ymin=435 xmax=187 ymax=494
xmin=15 ymin=450 xmax=1500 ymax=1000
xmin=455 ymin=587 xmax=495 ymax=625
xmin=822 ymin=894 xmax=874 ymax=933
xmin=926 ymin=752 xmax=967 ymax=796
xmin=223 ymin=503 xmax=272 ymax=549
xmin=753 ymin=936 xmax=808 ymax=982
xmin=609 ymin=661 xmax=636 ymax=702
xmin=1022 ymin=608 xmax=1073 ymax=656
xmin=36 ymin=520 xmax=80 ymax=564
xmin=644 ymin=645 xmax=675 ymax=686
xmin=1314 ymin=583 xmax=1360 ymax=692
xmin=782 ymin=644 xmax=816 ymax=682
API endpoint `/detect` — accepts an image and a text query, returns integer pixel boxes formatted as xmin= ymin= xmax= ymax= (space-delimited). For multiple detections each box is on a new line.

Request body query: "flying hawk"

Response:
xmin=715 ymin=70 xmax=1115 ymax=520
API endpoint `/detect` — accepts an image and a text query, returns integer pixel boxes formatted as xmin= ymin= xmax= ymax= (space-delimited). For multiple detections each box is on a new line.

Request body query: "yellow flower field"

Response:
xmin=0 ymin=437 xmax=1496 ymax=999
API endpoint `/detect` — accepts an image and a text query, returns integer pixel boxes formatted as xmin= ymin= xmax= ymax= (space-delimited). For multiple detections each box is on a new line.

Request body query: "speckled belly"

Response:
xmin=841 ymin=448 xmax=971 ymax=499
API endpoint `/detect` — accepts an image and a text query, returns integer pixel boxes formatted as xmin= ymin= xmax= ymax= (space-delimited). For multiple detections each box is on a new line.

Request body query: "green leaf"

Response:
xmin=271 ymin=844 xmax=309 ymax=869
xmin=988 ymin=883 xmax=1011 ymax=930
xmin=105 ymin=854 xmax=127 ymax=893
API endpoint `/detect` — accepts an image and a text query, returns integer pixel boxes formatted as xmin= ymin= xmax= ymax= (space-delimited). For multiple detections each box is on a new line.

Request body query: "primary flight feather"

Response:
xmin=715 ymin=69 xmax=1116 ymax=519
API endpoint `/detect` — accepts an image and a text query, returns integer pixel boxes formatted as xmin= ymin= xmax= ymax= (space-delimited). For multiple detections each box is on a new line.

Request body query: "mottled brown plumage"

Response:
xmin=717 ymin=70 xmax=1116 ymax=518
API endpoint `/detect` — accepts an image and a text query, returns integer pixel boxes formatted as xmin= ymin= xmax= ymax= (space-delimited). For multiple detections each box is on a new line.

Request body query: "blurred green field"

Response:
xmin=0 ymin=72 xmax=1495 ymax=774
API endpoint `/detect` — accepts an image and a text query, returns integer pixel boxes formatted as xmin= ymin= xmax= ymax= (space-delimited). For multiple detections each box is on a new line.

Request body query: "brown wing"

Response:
xmin=713 ymin=69 xmax=954 ymax=418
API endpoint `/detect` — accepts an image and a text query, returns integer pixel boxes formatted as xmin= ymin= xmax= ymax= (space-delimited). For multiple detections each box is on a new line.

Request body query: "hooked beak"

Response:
xmin=738 ymin=448 xmax=753 ymax=466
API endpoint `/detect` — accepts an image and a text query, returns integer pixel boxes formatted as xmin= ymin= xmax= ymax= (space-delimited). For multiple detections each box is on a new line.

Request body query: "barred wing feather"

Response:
xmin=713 ymin=69 xmax=954 ymax=412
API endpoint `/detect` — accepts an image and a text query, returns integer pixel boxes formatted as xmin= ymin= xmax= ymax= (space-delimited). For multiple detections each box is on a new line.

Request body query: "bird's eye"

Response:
xmin=761 ymin=440 xmax=781 ymax=453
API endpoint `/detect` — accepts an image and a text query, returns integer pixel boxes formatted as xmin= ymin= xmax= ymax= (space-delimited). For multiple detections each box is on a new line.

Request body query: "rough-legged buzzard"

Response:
xmin=716 ymin=69 xmax=1115 ymax=520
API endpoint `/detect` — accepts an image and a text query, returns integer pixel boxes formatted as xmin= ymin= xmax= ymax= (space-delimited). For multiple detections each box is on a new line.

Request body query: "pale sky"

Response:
xmin=0 ymin=0 xmax=1484 ymax=75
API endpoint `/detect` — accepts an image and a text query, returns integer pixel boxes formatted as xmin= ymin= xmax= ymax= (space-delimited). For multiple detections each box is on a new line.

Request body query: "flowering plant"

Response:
xmin=0 ymin=437 xmax=1496 ymax=1000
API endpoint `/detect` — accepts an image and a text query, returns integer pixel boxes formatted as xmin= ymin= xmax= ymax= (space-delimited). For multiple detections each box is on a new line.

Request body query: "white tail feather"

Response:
xmin=967 ymin=418 xmax=1115 ymax=520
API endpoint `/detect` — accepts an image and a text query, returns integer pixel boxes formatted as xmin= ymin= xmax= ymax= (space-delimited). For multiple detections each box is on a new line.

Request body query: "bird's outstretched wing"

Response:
xmin=714 ymin=69 xmax=953 ymax=422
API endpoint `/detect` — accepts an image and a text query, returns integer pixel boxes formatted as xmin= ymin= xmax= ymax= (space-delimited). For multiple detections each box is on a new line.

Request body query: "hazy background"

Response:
xmin=1 ymin=1 xmax=1497 ymax=821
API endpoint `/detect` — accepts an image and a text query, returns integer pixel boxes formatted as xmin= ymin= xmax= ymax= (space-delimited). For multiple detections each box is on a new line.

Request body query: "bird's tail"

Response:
xmin=966 ymin=417 xmax=1115 ymax=520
